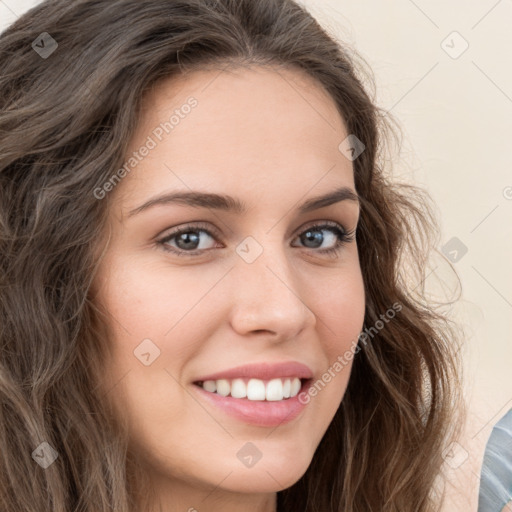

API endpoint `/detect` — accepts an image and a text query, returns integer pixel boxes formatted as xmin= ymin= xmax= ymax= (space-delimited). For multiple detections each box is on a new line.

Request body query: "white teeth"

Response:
xmin=230 ymin=378 xmax=247 ymax=399
xmin=198 ymin=377 xmax=303 ymax=401
xmin=290 ymin=377 xmax=302 ymax=397
xmin=282 ymin=378 xmax=291 ymax=398
xmin=216 ymin=379 xmax=230 ymax=397
xmin=266 ymin=378 xmax=283 ymax=401
xmin=202 ymin=380 xmax=217 ymax=393
xmin=247 ymin=379 xmax=266 ymax=400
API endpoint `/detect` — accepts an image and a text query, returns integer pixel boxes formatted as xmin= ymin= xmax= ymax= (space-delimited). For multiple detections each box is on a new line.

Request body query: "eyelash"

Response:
xmin=156 ymin=220 xmax=356 ymax=258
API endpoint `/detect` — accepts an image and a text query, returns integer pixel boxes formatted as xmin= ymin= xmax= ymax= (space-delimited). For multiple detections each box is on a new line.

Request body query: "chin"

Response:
xmin=213 ymin=453 xmax=311 ymax=493
xmin=218 ymin=467 xmax=306 ymax=494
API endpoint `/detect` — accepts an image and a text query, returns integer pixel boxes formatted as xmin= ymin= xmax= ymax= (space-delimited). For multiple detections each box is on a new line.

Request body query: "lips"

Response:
xmin=192 ymin=377 xmax=313 ymax=427
xmin=190 ymin=361 xmax=315 ymax=425
xmin=193 ymin=361 xmax=314 ymax=382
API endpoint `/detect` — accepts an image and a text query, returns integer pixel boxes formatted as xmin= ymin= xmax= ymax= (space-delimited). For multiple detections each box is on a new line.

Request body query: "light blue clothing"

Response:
xmin=478 ymin=408 xmax=512 ymax=511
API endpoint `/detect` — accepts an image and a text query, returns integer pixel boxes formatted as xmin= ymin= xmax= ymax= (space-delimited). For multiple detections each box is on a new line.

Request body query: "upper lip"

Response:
xmin=193 ymin=361 xmax=314 ymax=382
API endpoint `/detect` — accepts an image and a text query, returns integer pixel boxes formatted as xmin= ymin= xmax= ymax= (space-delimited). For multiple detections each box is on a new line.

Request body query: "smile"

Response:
xmin=194 ymin=377 xmax=305 ymax=401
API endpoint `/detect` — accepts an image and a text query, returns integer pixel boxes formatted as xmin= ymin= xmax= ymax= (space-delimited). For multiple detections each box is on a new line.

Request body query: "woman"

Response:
xmin=0 ymin=0 xmax=466 ymax=510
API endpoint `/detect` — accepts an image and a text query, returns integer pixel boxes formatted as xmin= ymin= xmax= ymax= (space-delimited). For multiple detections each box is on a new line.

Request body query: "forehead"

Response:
xmin=139 ymin=63 xmax=345 ymax=130
xmin=116 ymin=65 xmax=355 ymax=213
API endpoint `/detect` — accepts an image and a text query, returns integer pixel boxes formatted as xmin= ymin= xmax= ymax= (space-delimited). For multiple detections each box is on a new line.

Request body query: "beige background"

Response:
xmin=1 ymin=0 xmax=511 ymax=509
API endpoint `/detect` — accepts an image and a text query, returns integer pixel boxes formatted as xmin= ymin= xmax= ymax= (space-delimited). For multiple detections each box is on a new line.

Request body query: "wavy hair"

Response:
xmin=0 ymin=0 xmax=466 ymax=510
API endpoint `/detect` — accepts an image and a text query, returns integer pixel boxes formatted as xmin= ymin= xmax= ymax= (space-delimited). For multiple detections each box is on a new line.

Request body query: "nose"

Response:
xmin=227 ymin=241 xmax=316 ymax=341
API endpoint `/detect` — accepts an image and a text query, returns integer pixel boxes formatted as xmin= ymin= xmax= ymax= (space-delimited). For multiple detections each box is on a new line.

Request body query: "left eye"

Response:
xmin=292 ymin=225 xmax=342 ymax=250
xmin=157 ymin=221 xmax=355 ymax=257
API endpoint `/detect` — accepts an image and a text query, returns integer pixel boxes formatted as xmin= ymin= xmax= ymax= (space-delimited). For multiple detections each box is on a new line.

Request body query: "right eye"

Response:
xmin=157 ymin=222 xmax=221 ymax=257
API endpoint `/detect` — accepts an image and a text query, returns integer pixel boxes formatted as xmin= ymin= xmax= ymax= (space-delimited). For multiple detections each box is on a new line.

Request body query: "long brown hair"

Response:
xmin=0 ymin=0 xmax=466 ymax=510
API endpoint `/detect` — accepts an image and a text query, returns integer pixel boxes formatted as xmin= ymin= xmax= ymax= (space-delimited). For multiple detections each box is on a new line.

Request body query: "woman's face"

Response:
xmin=93 ymin=65 xmax=365 ymax=509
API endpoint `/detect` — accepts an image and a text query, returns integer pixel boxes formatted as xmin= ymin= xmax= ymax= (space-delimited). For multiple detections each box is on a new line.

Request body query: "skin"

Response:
xmin=92 ymin=65 xmax=366 ymax=512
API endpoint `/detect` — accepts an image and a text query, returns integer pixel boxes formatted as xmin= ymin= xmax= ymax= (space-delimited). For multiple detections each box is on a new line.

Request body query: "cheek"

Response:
xmin=291 ymin=266 xmax=364 ymax=450
xmin=309 ymin=265 xmax=366 ymax=353
xmin=306 ymin=268 xmax=364 ymax=393
xmin=97 ymin=253 xmax=224 ymax=345
xmin=95 ymin=258 xmax=208 ymax=456
xmin=93 ymin=255 xmax=208 ymax=418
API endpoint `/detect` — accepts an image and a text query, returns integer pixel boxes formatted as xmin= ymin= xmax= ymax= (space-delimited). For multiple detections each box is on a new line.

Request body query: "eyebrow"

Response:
xmin=127 ymin=185 xmax=360 ymax=218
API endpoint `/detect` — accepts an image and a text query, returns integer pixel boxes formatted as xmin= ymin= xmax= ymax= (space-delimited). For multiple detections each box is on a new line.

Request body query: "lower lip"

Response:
xmin=191 ymin=380 xmax=312 ymax=427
